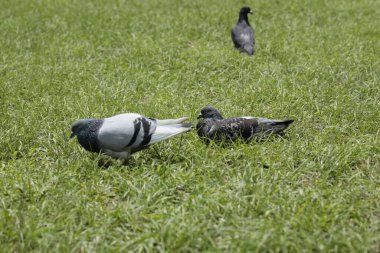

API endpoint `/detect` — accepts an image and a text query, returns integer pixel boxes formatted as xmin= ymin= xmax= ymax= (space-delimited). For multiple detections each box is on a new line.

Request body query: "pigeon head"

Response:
xmin=197 ymin=106 xmax=223 ymax=120
xmin=70 ymin=118 xmax=104 ymax=153
xmin=238 ymin=7 xmax=253 ymax=23
xmin=70 ymin=119 xmax=93 ymax=138
xmin=239 ymin=7 xmax=253 ymax=16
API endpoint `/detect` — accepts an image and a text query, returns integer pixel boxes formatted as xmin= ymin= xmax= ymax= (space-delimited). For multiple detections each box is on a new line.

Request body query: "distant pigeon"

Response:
xmin=231 ymin=6 xmax=255 ymax=55
xmin=196 ymin=106 xmax=294 ymax=143
xmin=71 ymin=113 xmax=192 ymax=159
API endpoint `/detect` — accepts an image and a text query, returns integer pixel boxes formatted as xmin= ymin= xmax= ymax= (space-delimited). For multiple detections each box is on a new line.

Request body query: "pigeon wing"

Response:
xmin=220 ymin=117 xmax=259 ymax=141
xmin=231 ymin=26 xmax=242 ymax=49
xmin=97 ymin=113 xmax=157 ymax=152
xmin=210 ymin=117 xmax=259 ymax=141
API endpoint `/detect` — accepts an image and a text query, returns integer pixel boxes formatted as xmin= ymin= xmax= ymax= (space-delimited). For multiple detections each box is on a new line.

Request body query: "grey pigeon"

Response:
xmin=71 ymin=113 xmax=192 ymax=159
xmin=231 ymin=6 xmax=255 ymax=55
xmin=196 ymin=106 xmax=294 ymax=143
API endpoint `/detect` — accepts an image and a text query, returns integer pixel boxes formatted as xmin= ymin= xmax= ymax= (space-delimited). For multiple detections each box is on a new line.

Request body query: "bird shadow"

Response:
xmin=96 ymin=157 xmax=114 ymax=169
xmin=95 ymin=156 xmax=138 ymax=169
xmin=250 ymin=132 xmax=291 ymax=143
xmin=203 ymin=133 xmax=291 ymax=148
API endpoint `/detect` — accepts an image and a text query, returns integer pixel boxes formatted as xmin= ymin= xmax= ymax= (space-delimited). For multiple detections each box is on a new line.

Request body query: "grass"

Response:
xmin=0 ymin=0 xmax=379 ymax=251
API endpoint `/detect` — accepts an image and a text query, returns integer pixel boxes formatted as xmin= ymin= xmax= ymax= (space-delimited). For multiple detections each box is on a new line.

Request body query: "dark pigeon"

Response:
xmin=196 ymin=106 xmax=294 ymax=143
xmin=71 ymin=113 xmax=192 ymax=159
xmin=231 ymin=6 xmax=255 ymax=55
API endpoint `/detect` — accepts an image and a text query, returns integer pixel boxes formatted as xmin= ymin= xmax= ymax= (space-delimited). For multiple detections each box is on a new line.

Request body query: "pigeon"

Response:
xmin=231 ymin=6 xmax=255 ymax=55
xmin=70 ymin=113 xmax=193 ymax=159
xmin=196 ymin=106 xmax=294 ymax=143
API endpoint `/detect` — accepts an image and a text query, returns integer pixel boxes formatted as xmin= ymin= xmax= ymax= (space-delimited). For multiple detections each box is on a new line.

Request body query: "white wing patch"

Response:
xmin=97 ymin=113 xmax=143 ymax=151
xmin=240 ymin=33 xmax=252 ymax=43
xmin=242 ymin=116 xmax=274 ymax=123
xmin=209 ymin=125 xmax=218 ymax=133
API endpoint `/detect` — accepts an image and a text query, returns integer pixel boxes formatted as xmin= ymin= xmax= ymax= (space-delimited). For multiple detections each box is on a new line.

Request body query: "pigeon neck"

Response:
xmin=238 ymin=14 xmax=250 ymax=25
xmin=77 ymin=119 xmax=103 ymax=152
xmin=209 ymin=113 xmax=223 ymax=120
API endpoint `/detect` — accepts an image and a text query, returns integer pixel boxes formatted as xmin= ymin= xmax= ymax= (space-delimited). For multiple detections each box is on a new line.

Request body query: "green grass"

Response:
xmin=1 ymin=0 xmax=379 ymax=251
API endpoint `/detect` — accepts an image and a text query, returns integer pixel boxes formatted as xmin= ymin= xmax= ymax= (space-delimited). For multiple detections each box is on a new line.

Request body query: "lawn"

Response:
xmin=0 ymin=0 xmax=379 ymax=252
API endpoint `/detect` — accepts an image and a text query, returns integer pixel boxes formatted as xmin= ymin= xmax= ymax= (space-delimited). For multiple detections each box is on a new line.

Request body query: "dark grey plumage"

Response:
xmin=71 ymin=119 xmax=103 ymax=153
xmin=196 ymin=106 xmax=294 ymax=143
xmin=231 ymin=7 xmax=255 ymax=55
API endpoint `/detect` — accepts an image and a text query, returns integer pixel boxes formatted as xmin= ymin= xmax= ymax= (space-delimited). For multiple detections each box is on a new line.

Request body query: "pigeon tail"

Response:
xmin=155 ymin=117 xmax=189 ymax=125
xmin=149 ymin=123 xmax=193 ymax=145
xmin=258 ymin=119 xmax=294 ymax=134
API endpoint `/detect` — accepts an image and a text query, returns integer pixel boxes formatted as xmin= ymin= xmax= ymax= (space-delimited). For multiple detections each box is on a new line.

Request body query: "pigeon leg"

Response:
xmin=98 ymin=157 xmax=113 ymax=168
xmin=122 ymin=159 xmax=129 ymax=166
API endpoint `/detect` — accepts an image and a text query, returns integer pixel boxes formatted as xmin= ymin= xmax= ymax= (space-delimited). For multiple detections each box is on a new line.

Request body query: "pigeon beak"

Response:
xmin=197 ymin=114 xmax=203 ymax=119
xmin=249 ymin=11 xmax=253 ymax=14
xmin=70 ymin=132 xmax=75 ymax=138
